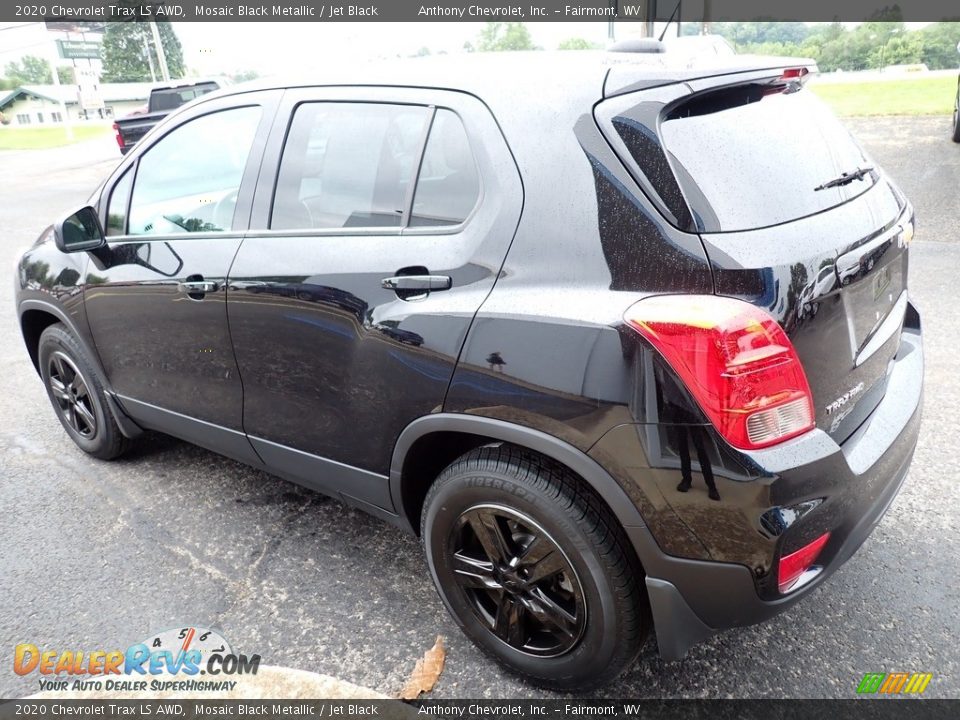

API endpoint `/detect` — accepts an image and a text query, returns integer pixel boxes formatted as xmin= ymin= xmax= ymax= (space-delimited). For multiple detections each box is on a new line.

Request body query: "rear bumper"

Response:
xmin=600 ymin=313 xmax=923 ymax=660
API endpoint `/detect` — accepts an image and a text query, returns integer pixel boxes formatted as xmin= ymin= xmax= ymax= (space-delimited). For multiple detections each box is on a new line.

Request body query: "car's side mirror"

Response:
xmin=53 ymin=206 xmax=106 ymax=253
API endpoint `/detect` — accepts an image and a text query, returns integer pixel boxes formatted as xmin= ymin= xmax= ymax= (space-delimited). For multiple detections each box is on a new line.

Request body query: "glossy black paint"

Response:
xmin=228 ymin=87 xmax=522 ymax=479
xmin=14 ymin=52 xmax=923 ymax=660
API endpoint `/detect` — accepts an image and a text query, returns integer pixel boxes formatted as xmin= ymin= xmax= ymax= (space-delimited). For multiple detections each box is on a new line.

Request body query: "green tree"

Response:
xmin=101 ymin=19 xmax=184 ymax=82
xmin=558 ymin=38 xmax=602 ymax=50
xmin=4 ymin=55 xmax=53 ymax=84
xmin=476 ymin=22 xmax=537 ymax=52
xmin=231 ymin=69 xmax=260 ymax=83
xmin=56 ymin=66 xmax=76 ymax=84
xmin=919 ymin=22 xmax=960 ymax=70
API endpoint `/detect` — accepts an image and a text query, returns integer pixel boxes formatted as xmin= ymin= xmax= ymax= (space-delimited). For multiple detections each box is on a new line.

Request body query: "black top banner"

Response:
xmin=8 ymin=0 xmax=960 ymax=24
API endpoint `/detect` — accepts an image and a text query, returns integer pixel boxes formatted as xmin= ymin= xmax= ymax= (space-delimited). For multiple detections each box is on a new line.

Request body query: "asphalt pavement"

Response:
xmin=0 ymin=117 xmax=958 ymax=699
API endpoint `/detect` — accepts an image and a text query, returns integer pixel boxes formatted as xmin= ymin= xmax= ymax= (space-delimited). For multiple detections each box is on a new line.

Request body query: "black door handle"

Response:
xmin=381 ymin=275 xmax=452 ymax=292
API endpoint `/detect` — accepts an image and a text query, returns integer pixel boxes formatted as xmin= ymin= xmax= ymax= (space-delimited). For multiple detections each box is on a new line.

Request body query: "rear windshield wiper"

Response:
xmin=814 ymin=166 xmax=875 ymax=191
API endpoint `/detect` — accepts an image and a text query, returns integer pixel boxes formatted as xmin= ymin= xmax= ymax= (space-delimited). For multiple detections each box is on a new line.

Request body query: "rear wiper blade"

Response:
xmin=814 ymin=166 xmax=875 ymax=191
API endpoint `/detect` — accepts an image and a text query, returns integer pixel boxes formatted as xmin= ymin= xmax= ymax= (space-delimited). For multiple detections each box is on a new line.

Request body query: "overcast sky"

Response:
xmin=0 ymin=21 xmax=934 ymax=78
xmin=0 ymin=21 xmax=616 ymax=76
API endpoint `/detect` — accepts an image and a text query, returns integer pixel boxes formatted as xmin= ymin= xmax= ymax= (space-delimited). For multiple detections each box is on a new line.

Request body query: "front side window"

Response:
xmin=128 ymin=106 xmax=261 ymax=235
xmin=271 ymin=103 xmax=430 ymax=230
xmin=409 ymin=109 xmax=480 ymax=227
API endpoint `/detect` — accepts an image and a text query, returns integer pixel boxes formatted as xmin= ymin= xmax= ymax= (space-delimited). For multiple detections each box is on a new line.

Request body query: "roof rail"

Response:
xmin=608 ymin=38 xmax=666 ymax=54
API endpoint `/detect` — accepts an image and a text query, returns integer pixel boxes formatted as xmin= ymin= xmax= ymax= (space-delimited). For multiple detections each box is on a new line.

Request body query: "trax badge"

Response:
xmin=826 ymin=382 xmax=866 ymax=416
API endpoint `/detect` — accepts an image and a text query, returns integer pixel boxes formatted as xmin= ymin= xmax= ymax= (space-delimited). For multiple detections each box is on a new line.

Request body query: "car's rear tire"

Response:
xmin=421 ymin=445 xmax=648 ymax=690
xmin=38 ymin=323 xmax=130 ymax=460
xmin=952 ymin=83 xmax=960 ymax=143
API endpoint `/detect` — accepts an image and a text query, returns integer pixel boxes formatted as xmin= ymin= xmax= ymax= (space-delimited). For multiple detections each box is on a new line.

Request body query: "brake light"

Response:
xmin=778 ymin=532 xmax=830 ymax=593
xmin=624 ymin=295 xmax=815 ymax=450
xmin=112 ymin=123 xmax=124 ymax=149
xmin=781 ymin=67 xmax=810 ymax=80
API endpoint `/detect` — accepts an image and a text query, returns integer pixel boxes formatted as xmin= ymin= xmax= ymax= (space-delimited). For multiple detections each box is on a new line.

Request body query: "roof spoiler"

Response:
xmin=608 ymin=38 xmax=666 ymax=54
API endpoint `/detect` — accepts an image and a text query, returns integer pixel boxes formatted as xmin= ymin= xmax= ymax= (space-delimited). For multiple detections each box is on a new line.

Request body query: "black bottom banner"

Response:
xmin=0 ymin=700 xmax=957 ymax=720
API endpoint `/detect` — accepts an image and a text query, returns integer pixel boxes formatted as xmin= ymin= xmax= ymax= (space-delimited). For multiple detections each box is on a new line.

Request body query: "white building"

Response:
xmin=0 ymin=83 xmax=152 ymax=125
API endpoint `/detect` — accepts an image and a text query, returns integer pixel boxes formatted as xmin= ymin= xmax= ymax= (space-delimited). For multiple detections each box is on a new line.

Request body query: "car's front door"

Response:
xmin=84 ymin=92 xmax=278 ymax=461
xmin=226 ymin=87 xmax=522 ymax=509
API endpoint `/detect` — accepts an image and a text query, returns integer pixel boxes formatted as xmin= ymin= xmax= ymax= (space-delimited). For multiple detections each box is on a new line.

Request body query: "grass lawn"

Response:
xmin=811 ymin=75 xmax=957 ymax=116
xmin=0 ymin=124 xmax=111 ymax=150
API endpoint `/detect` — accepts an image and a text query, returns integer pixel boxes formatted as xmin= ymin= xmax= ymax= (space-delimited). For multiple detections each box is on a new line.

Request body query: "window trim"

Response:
xmin=105 ymin=165 xmax=134 ymax=236
xmin=263 ymin=99 xmax=483 ymax=237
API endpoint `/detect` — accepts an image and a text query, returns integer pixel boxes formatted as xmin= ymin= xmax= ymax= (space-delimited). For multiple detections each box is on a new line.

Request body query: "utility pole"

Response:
xmin=143 ymin=27 xmax=157 ymax=82
xmin=48 ymin=41 xmax=74 ymax=142
xmin=149 ymin=21 xmax=170 ymax=81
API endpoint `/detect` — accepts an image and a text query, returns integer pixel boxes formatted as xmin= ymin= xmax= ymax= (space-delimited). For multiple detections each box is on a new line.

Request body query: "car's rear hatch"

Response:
xmin=598 ymin=65 xmax=912 ymax=444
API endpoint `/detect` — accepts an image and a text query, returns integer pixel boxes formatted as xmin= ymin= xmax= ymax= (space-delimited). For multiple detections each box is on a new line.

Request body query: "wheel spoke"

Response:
xmin=452 ymin=552 xmax=500 ymax=590
xmin=467 ymin=510 xmax=512 ymax=565
xmin=49 ymin=376 xmax=70 ymax=402
xmin=51 ymin=355 xmax=66 ymax=381
xmin=526 ymin=587 xmax=578 ymax=639
xmin=518 ymin=534 xmax=566 ymax=584
xmin=65 ymin=404 xmax=79 ymax=432
xmin=55 ymin=355 xmax=74 ymax=385
xmin=72 ymin=375 xmax=90 ymax=400
xmin=493 ymin=595 xmax=527 ymax=647
xmin=73 ymin=400 xmax=96 ymax=432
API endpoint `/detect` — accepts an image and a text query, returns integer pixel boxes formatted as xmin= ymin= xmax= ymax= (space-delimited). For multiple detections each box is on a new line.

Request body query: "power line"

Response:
xmin=0 ymin=22 xmax=43 ymax=33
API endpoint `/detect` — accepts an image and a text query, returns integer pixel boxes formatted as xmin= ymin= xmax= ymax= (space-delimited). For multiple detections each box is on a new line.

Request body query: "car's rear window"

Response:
xmin=656 ymin=84 xmax=876 ymax=232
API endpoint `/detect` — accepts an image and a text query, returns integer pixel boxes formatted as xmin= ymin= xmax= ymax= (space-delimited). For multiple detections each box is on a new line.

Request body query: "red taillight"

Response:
xmin=624 ymin=295 xmax=815 ymax=450
xmin=112 ymin=123 xmax=124 ymax=149
xmin=778 ymin=532 xmax=830 ymax=593
xmin=781 ymin=67 xmax=810 ymax=80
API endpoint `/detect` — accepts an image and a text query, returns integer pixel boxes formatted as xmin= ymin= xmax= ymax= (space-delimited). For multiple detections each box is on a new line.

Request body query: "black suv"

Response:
xmin=15 ymin=50 xmax=923 ymax=689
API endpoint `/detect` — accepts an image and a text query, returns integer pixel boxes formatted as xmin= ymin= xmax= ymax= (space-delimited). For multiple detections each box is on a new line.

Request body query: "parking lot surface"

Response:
xmin=1 ymin=117 xmax=958 ymax=699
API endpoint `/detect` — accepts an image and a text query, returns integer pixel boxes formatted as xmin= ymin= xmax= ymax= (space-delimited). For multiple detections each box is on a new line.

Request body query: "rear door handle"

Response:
xmin=381 ymin=275 xmax=452 ymax=292
xmin=179 ymin=278 xmax=219 ymax=298
xmin=180 ymin=280 xmax=219 ymax=293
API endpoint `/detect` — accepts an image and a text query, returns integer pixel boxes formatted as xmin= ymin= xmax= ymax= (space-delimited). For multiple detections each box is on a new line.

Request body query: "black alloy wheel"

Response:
xmin=422 ymin=446 xmax=648 ymax=690
xmin=449 ymin=504 xmax=586 ymax=657
xmin=952 ymin=82 xmax=960 ymax=143
xmin=38 ymin=323 xmax=130 ymax=460
xmin=47 ymin=350 xmax=97 ymax=439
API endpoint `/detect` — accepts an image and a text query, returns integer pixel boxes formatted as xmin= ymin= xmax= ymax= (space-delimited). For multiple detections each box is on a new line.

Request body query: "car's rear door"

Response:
xmin=226 ymin=86 xmax=522 ymax=510
xmin=85 ymin=91 xmax=279 ymax=462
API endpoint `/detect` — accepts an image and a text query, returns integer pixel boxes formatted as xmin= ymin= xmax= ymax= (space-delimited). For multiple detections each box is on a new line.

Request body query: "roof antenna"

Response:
xmin=658 ymin=0 xmax=682 ymax=42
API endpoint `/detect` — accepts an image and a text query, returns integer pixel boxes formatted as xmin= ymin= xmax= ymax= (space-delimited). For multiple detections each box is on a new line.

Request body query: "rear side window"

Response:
xmin=271 ymin=103 xmax=431 ymax=230
xmin=657 ymin=85 xmax=875 ymax=232
xmin=410 ymin=109 xmax=480 ymax=227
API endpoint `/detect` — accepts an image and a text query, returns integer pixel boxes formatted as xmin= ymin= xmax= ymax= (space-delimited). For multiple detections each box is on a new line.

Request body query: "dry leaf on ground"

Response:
xmin=397 ymin=635 xmax=446 ymax=700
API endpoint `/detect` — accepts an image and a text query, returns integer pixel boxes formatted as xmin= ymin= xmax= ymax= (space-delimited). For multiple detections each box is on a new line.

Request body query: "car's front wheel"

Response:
xmin=952 ymin=82 xmax=960 ymax=143
xmin=421 ymin=446 xmax=648 ymax=690
xmin=38 ymin=323 xmax=130 ymax=460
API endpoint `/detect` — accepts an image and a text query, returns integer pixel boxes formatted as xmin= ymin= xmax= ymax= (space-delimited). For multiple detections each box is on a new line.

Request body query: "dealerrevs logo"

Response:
xmin=14 ymin=626 xmax=261 ymax=693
